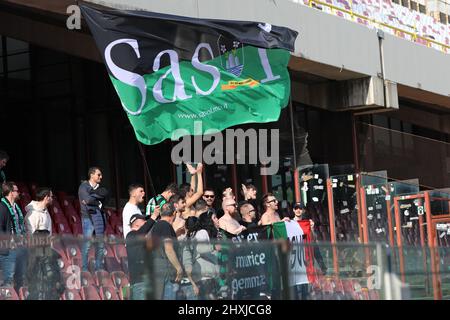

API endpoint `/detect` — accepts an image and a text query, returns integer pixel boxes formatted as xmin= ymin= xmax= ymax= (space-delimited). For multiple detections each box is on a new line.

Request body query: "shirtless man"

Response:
xmin=179 ymin=163 xmax=203 ymax=218
xmin=219 ymin=198 xmax=246 ymax=235
xmin=260 ymin=193 xmax=290 ymax=225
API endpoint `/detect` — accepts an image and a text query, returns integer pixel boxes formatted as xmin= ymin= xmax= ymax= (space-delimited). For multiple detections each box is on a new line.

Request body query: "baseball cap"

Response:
xmin=293 ymin=202 xmax=305 ymax=209
xmin=129 ymin=214 xmax=146 ymax=226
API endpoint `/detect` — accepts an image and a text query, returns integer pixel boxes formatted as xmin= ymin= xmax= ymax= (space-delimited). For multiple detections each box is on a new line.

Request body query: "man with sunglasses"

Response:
xmin=202 ymin=188 xmax=216 ymax=214
xmin=218 ymin=198 xmax=246 ymax=235
xmin=260 ymin=193 xmax=290 ymax=226
xmin=239 ymin=202 xmax=258 ymax=229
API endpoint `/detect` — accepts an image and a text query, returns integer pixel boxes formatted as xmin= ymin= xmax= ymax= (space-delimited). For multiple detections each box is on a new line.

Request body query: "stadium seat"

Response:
xmin=96 ymin=270 xmax=114 ymax=287
xmin=0 ymin=287 xmax=19 ymax=300
xmin=56 ymin=219 xmax=72 ymax=235
xmin=62 ymin=289 xmax=82 ymax=300
xmin=16 ymin=182 xmax=30 ymax=195
xmin=29 ymin=182 xmax=38 ymax=199
xmin=70 ymin=220 xmax=83 ymax=236
xmin=81 ymin=271 xmax=96 ymax=287
xmin=73 ymin=199 xmax=81 ymax=216
xmin=105 ymin=257 xmax=123 ymax=273
xmin=100 ymin=286 xmax=120 ymax=300
xmin=114 ymin=243 xmax=127 ymax=260
xmin=111 ymin=271 xmax=129 ymax=288
xmin=19 ymin=287 xmax=29 ymax=300
xmin=369 ymin=289 xmax=380 ymax=300
xmin=120 ymin=257 xmax=129 ymax=275
xmin=81 ymin=285 xmax=101 ymax=300
xmin=105 ymin=221 xmax=115 ymax=236
xmin=65 ymin=241 xmax=82 ymax=263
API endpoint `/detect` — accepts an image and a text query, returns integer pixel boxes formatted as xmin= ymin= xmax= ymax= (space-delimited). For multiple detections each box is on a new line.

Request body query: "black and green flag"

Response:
xmin=81 ymin=4 xmax=298 ymax=145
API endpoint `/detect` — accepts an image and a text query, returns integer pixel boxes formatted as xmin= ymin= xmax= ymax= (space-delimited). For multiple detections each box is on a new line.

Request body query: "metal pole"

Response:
xmin=289 ymin=97 xmax=301 ymax=204
xmin=425 ymin=191 xmax=442 ymax=300
xmin=137 ymin=142 xmax=156 ymax=198
xmin=288 ymin=97 xmax=298 ymax=172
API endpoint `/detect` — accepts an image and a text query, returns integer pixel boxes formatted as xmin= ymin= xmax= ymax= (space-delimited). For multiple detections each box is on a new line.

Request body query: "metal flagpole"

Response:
xmin=288 ymin=96 xmax=300 ymax=202
xmin=137 ymin=141 xmax=157 ymax=198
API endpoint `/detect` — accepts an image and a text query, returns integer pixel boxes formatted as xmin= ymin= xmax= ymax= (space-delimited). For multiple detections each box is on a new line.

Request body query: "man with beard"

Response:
xmin=219 ymin=198 xmax=246 ymax=235
xmin=122 ymin=184 xmax=151 ymax=238
xmin=170 ymin=194 xmax=188 ymax=239
xmin=260 ymin=193 xmax=290 ymax=225
xmin=202 ymin=188 xmax=216 ymax=214
xmin=239 ymin=202 xmax=258 ymax=229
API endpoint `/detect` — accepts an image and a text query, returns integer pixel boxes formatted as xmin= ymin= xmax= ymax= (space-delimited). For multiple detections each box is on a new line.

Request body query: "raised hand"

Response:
xmin=185 ymin=162 xmax=196 ymax=175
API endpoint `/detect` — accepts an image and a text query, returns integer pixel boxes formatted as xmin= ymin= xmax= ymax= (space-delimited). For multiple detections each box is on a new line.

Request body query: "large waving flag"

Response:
xmin=80 ymin=4 xmax=298 ymax=145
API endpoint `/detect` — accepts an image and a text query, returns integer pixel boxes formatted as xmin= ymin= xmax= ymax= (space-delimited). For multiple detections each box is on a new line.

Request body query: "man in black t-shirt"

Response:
xmin=125 ymin=213 xmax=157 ymax=300
xmin=149 ymin=202 xmax=183 ymax=300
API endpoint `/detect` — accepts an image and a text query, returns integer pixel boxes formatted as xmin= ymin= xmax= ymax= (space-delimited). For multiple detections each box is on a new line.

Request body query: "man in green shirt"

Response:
xmin=145 ymin=183 xmax=178 ymax=217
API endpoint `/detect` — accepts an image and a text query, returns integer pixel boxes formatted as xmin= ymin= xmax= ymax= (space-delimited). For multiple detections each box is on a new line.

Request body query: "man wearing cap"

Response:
xmin=292 ymin=201 xmax=327 ymax=280
xmin=125 ymin=212 xmax=158 ymax=300
xmin=149 ymin=202 xmax=183 ymax=299
xmin=293 ymin=202 xmax=312 ymax=226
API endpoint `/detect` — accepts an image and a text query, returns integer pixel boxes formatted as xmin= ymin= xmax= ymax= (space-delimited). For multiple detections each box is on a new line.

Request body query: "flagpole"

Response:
xmin=288 ymin=95 xmax=300 ymax=203
xmin=137 ymin=141 xmax=157 ymax=198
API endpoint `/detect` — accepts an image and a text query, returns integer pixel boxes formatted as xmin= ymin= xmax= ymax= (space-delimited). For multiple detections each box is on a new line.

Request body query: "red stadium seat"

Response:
xmin=369 ymin=289 xmax=380 ymax=300
xmin=70 ymin=220 xmax=83 ymax=236
xmin=19 ymin=287 xmax=29 ymax=300
xmin=120 ymin=257 xmax=129 ymax=275
xmin=29 ymin=182 xmax=38 ymax=199
xmin=0 ymin=287 xmax=19 ymax=300
xmin=62 ymin=289 xmax=82 ymax=300
xmin=73 ymin=200 xmax=81 ymax=216
xmin=56 ymin=219 xmax=72 ymax=235
xmin=96 ymin=270 xmax=114 ymax=287
xmin=65 ymin=241 xmax=82 ymax=262
xmin=105 ymin=221 xmax=115 ymax=236
xmin=100 ymin=286 xmax=120 ymax=300
xmin=81 ymin=285 xmax=101 ymax=300
xmin=16 ymin=182 xmax=30 ymax=195
xmin=114 ymin=243 xmax=127 ymax=260
xmin=105 ymin=257 xmax=123 ymax=273
xmin=111 ymin=271 xmax=129 ymax=288
xmin=81 ymin=271 xmax=96 ymax=287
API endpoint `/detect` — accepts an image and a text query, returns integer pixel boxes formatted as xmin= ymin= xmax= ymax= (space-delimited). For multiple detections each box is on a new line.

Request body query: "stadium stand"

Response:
xmin=291 ymin=0 xmax=450 ymax=52
xmin=0 ymin=287 xmax=19 ymax=300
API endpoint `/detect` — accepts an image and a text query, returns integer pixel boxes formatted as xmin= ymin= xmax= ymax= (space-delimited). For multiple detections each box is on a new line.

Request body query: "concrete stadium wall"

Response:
xmin=86 ymin=0 xmax=450 ymax=100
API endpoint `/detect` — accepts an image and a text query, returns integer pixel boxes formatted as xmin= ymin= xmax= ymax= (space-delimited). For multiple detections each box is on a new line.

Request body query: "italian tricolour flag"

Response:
xmin=272 ymin=220 xmax=316 ymax=286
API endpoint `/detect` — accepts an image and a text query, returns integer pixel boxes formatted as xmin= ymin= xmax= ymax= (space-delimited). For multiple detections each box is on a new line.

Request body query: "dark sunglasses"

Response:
xmin=204 ymin=195 xmax=215 ymax=198
xmin=267 ymin=199 xmax=278 ymax=204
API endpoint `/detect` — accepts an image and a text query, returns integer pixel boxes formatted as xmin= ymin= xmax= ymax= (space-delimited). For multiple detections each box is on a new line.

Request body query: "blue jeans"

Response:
xmin=131 ymin=282 xmax=146 ymax=300
xmin=0 ymin=248 xmax=27 ymax=290
xmin=14 ymin=248 xmax=27 ymax=290
xmin=0 ymin=250 xmax=16 ymax=286
xmin=177 ymin=282 xmax=198 ymax=300
xmin=163 ymin=280 xmax=179 ymax=300
xmin=81 ymin=217 xmax=104 ymax=271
